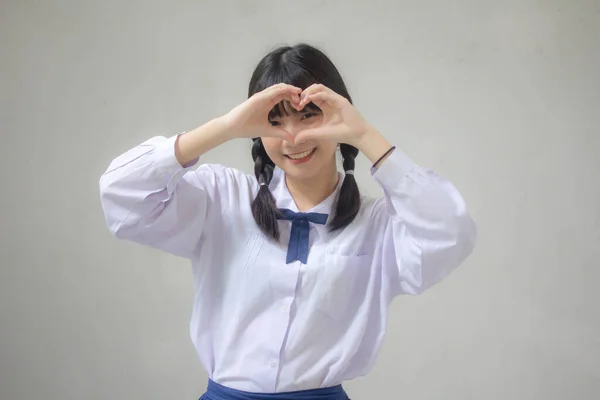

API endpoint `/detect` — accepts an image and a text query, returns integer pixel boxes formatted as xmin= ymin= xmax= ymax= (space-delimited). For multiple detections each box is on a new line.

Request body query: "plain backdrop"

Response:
xmin=1 ymin=1 xmax=599 ymax=399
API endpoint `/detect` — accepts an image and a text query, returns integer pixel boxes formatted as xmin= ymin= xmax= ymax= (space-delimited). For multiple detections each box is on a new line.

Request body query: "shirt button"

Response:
xmin=281 ymin=304 xmax=288 ymax=312
xmin=270 ymin=360 xmax=277 ymax=368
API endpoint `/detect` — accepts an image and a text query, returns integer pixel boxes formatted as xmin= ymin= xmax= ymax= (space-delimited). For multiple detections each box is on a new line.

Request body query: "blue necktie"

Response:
xmin=277 ymin=208 xmax=328 ymax=264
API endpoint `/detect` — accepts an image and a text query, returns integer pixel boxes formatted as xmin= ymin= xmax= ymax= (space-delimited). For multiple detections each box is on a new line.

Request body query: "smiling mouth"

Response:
xmin=285 ymin=148 xmax=316 ymax=160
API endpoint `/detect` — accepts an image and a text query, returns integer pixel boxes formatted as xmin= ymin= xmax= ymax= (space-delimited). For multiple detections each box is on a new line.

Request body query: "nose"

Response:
xmin=280 ymin=120 xmax=302 ymax=137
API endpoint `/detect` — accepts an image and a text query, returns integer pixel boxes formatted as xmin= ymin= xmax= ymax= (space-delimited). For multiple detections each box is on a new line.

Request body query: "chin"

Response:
xmin=284 ymin=167 xmax=321 ymax=181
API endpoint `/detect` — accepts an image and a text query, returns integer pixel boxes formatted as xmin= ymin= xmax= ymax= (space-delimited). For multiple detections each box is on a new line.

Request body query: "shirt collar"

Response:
xmin=269 ymin=166 xmax=344 ymax=216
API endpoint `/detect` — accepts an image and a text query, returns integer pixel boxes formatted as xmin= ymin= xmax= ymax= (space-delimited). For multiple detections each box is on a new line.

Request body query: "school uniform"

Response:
xmin=99 ymin=133 xmax=477 ymax=399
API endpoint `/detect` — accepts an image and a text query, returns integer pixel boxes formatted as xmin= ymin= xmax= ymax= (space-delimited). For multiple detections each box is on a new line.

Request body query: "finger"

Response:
xmin=268 ymin=92 xmax=301 ymax=112
xmin=299 ymin=84 xmax=330 ymax=106
xmin=267 ymin=83 xmax=302 ymax=100
xmin=299 ymin=85 xmax=339 ymax=109
xmin=285 ymin=89 xmax=302 ymax=109
xmin=290 ymin=91 xmax=302 ymax=110
xmin=304 ymin=92 xmax=340 ymax=110
xmin=266 ymin=82 xmax=301 ymax=92
xmin=301 ymin=83 xmax=330 ymax=96
xmin=256 ymin=84 xmax=298 ymax=106
xmin=267 ymin=87 xmax=302 ymax=109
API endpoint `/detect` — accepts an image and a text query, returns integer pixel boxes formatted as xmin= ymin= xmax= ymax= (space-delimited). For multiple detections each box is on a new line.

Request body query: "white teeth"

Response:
xmin=287 ymin=149 xmax=315 ymax=160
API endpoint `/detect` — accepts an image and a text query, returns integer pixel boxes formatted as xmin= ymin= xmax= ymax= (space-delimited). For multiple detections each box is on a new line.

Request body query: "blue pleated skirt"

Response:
xmin=200 ymin=379 xmax=350 ymax=400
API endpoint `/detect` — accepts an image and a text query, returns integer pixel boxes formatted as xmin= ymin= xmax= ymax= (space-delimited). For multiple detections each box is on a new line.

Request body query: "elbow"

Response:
xmin=102 ymin=209 xmax=141 ymax=242
xmin=98 ymin=172 xmax=115 ymax=210
xmin=435 ymin=212 xmax=478 ymax=273
xmin=105 ymin=217 xmax=127 ymax=239
xmin=98 ymin=176 xmax=134 ymax=240
xmin=437 ymin=203 xmax=478 ymax=265
xmin=100 ymin=205 xmax=129 ymax=240
xmin=397 ymin=214 xmax=477 ymax=296
xmin=457 ymin=212 xmax=478 ymax=263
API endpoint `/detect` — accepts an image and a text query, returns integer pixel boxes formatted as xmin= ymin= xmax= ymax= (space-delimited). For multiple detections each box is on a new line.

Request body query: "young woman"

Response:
xmin=100 ymin=44 xmax=477 ymax=400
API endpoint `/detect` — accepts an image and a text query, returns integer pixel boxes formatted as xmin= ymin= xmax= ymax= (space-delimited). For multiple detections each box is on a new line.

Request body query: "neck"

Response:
xmin=285 ymin=166 xmax=339 ymax=212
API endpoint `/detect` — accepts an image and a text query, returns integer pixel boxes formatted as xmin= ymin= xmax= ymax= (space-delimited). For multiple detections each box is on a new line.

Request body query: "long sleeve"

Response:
xmin=371 ymin=149 xmax=477 ymax=296
xmin=99 ymin=134 xmax=225 ymax=259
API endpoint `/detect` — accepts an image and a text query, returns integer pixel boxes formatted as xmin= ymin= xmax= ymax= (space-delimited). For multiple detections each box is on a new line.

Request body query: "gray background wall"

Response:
xmin=1 ymin=0 xmax=599 ymax=399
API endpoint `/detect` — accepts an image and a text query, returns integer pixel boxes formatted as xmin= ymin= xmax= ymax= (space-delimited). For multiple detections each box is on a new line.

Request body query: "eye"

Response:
xmin=301 ymin=113 xmax=317 ymax=121
xmin=269 ymin=120 xmax=281 ymax=126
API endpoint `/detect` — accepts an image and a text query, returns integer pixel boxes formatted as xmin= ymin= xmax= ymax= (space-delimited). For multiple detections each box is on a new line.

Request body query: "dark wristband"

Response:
xmin=372 ymin=146 xmax=396 ymax=168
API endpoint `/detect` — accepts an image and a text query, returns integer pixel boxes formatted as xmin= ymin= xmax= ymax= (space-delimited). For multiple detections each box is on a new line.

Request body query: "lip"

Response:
xmin=284 ymin=147 xmax=316 ymax=156
xmin=284 ymin=148 xmax=316 ymax=165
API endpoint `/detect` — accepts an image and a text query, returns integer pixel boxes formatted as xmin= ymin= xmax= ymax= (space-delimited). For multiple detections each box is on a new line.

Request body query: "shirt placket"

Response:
xmin=264 ymin=252 xmax=302 ymax=391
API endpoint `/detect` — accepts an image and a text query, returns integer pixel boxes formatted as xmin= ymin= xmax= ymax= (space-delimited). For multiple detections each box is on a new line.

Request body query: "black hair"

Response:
xmin=248 ymin=44 xmax=361 ymax=240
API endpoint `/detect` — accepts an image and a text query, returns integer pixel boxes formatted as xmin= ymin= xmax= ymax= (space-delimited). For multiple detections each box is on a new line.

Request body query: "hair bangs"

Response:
xmin=268 ymin=68 xmax=319 ymax=119
xmin=249 ymin=48 xmax=323 ymax=120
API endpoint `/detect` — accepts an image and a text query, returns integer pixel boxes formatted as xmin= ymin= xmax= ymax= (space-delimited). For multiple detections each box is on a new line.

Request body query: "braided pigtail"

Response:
xmin=251 ymin=138 xmax=282 ymax=240
xmin=329 ymin=144 xmax=361 ymax=231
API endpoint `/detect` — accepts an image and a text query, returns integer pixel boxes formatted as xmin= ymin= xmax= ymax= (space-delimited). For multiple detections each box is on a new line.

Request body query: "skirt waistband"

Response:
xmin=200 ymin=379 xmax=349 ymax=400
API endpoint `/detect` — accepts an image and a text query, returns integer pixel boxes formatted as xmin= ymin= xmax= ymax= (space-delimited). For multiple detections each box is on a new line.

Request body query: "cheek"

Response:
xmin=315 ymin=141 xmax=338 ymax=160
xmin=261 ymin=138 xmax=283 ymax=161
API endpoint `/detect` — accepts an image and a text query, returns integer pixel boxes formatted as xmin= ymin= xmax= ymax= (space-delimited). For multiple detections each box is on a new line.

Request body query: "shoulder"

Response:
xmin=357 ymin=193 xmax=389 ymax=225
xmin=358 ymin=193 xmax=382 ymax=214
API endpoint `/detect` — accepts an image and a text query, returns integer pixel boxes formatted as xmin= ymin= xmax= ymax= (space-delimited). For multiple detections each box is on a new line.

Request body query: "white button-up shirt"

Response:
xmin=99 ymin=134 xmax=477 ymax=393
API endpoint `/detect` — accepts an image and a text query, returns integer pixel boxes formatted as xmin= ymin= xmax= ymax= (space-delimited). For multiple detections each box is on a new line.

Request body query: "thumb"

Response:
xmin=293 ymin=126 xmax=330 ymax=145
xmin=265 ymin=126 xmax=294 ymax=143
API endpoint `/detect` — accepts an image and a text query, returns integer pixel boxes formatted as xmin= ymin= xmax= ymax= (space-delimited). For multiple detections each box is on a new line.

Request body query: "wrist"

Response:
xmin=215 ymin=115 xmax=238 ymax=141
xmin=175 ymin=117 xmax=233 ymax=166
xmin=354 ymin=127 xmax=393 ymax=165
